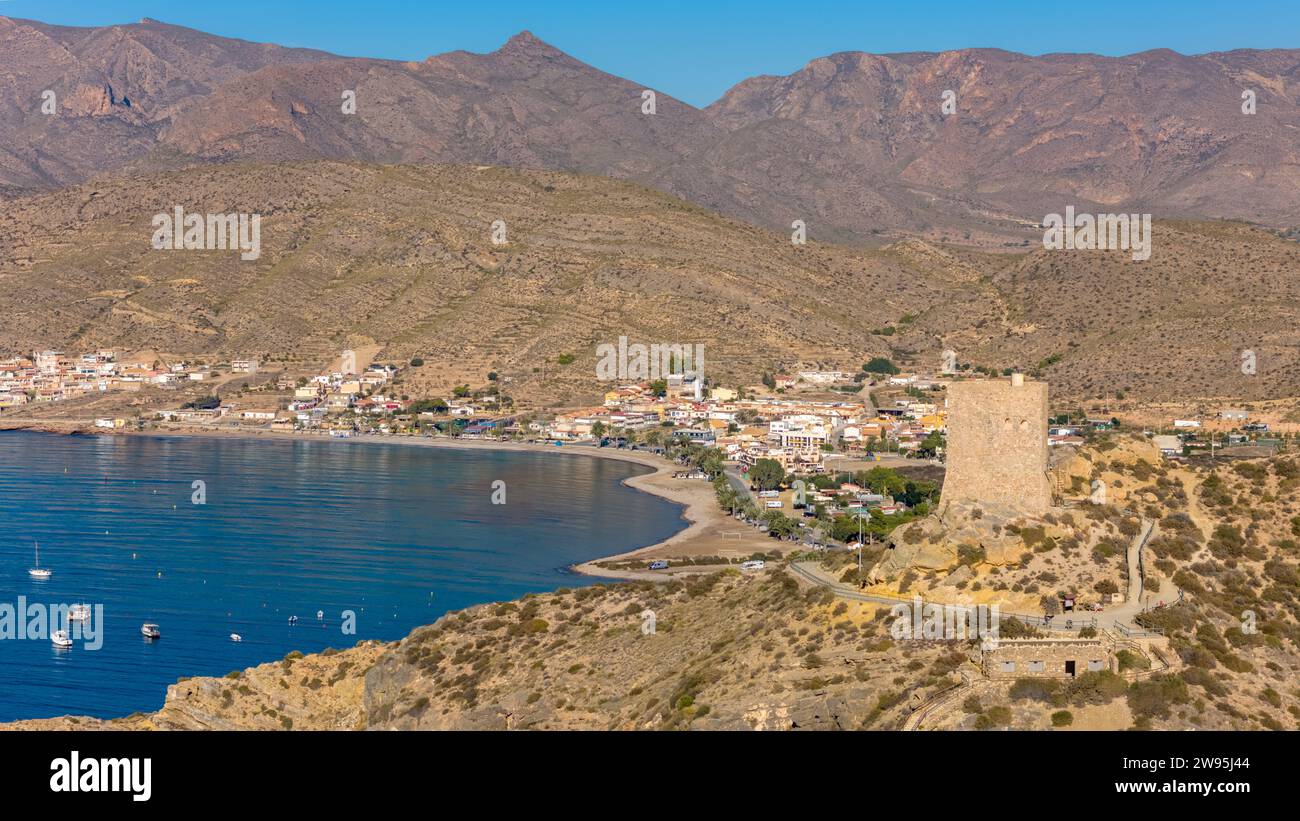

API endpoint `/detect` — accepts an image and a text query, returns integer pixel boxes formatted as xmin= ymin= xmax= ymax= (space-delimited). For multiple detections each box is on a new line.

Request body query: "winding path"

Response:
xmin=788 ymin=514 xmax=1165 ymax=634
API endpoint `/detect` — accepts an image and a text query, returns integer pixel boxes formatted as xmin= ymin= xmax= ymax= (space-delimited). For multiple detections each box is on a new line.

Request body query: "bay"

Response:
xmin=0 ymin=431 xmax=685 ymax=721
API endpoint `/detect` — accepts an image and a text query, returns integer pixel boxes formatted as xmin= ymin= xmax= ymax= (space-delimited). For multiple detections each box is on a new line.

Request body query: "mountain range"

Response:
xmin=2 ymin=16 xmax=1297 ymax=244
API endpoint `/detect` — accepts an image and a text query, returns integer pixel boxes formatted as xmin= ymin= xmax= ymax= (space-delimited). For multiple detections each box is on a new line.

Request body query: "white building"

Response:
xmin=34 ymin=350 xmax=62 ymax=375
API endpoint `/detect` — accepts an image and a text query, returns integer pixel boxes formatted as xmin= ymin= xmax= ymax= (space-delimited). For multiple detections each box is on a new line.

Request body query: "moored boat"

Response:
xmin=28 ymin=542 xmax=51 ymax=579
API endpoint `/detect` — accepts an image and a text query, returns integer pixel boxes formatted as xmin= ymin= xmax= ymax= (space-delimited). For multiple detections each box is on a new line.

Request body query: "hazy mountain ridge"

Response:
xmin=3 ymin=17 xmax=1297 ymax=243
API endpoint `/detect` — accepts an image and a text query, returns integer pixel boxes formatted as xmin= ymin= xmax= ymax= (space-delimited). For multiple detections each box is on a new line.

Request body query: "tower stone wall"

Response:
xmin=941 ymin=377 xmax=1050 ymax=514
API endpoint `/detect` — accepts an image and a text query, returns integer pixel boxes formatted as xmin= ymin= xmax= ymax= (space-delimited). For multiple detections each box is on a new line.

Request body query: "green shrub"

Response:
xmin=1127 ymin=674 xmax=1190 ymax=720
xmin=1116 ymin=649 xmax=1151 ymax=672
xmin=984 ymin=705 xmax=1012 ymax=727
xmin=1066 ymin=670 xmax=1128 ymax=706
xmin=1009 ymin=678 xmax=1059 ymax=703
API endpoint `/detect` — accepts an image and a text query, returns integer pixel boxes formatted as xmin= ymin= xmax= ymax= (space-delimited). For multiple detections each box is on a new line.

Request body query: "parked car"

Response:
xmin=648 ymin=560 xmax=669 ymax=570
xmin=740 ymin=560 xmax=765 ymax=570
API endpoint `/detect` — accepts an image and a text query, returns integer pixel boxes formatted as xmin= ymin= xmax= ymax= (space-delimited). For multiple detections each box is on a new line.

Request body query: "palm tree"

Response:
xmin=714 ymin=480 xmax=739 ymax=514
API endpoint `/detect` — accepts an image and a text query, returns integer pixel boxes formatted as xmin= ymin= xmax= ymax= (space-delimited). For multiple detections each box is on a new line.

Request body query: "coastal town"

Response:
xmin=2 ymin=346 xmax=1289 ymax=520
xmin=6 ymin=352 xmax=1294 ymax=739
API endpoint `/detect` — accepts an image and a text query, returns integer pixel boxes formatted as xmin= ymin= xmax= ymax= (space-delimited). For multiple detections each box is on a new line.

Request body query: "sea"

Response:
xmin=0 ymin=430 xmax=686 ymax=721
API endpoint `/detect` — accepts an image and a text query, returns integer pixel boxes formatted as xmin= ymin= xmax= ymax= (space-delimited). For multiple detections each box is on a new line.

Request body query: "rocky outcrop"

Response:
xmin=2 ymin=641 xmax=388 ymax=731
xmin=870 ymin=499 xmax=1077 ymax=580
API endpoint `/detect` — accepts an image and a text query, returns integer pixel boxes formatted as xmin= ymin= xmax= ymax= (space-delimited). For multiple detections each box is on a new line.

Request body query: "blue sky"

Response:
xmin=5 ymin=0 xmax=1297 ymax=106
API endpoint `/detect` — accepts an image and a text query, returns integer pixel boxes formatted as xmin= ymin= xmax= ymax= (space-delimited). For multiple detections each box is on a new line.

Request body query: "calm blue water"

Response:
xmin=0 ymin=431 xmax=685 ymax=721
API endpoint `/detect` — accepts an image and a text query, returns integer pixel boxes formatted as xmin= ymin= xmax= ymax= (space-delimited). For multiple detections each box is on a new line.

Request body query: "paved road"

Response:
xmin=723 ymin=465 xmax=755 ymax=503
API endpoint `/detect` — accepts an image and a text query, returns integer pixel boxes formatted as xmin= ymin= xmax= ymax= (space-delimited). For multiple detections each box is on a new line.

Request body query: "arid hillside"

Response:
xmin=961 ymin=221 xmax=1300 ymax=402
xmin=0 ymin=160 xmax=995 ymax=405
xmin=1 ymin=161 xmax=1298 ymax=405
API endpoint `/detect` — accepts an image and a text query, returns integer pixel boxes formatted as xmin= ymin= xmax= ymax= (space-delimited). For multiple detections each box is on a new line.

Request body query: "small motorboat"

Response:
xmin=288 ymin=615 xmax=298 ymax=625
xmin=141 ymin=623 xmax=161 ymax=640
xmin=229 ymin=633 xmax=242 ymax=642
xmin=68 ymin=604 xmax=91 ymax=622
xmin=51 ymin=630 xmax=72 ymax=648
xmin=28 ymin=542 xmax=51 ymax=579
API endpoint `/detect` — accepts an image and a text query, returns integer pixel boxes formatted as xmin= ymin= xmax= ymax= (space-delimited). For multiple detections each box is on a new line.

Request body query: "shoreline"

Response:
xmin=0 ymin=421 xmax=734 ymax=578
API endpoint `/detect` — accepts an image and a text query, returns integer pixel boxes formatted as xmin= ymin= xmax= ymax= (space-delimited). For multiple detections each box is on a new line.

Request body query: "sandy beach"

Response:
xmin=0 ymin=420 xmax=774 ymax=579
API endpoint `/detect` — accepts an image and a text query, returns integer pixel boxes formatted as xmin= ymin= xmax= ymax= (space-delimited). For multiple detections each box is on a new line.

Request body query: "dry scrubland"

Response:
xmin=859 ymin=436 xmax=1300 ymax=731
xmin=855 ymin=438 xmax=1178 ymax=610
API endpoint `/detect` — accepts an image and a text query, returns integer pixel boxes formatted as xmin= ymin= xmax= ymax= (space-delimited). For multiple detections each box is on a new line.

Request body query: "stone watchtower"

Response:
xmin=941 ymin=374 xmax=1051 ymax=515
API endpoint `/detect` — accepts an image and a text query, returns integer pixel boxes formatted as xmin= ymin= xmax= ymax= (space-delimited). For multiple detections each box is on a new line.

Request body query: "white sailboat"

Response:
xmin=28 ymin=542 xmax=51 ymax=579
